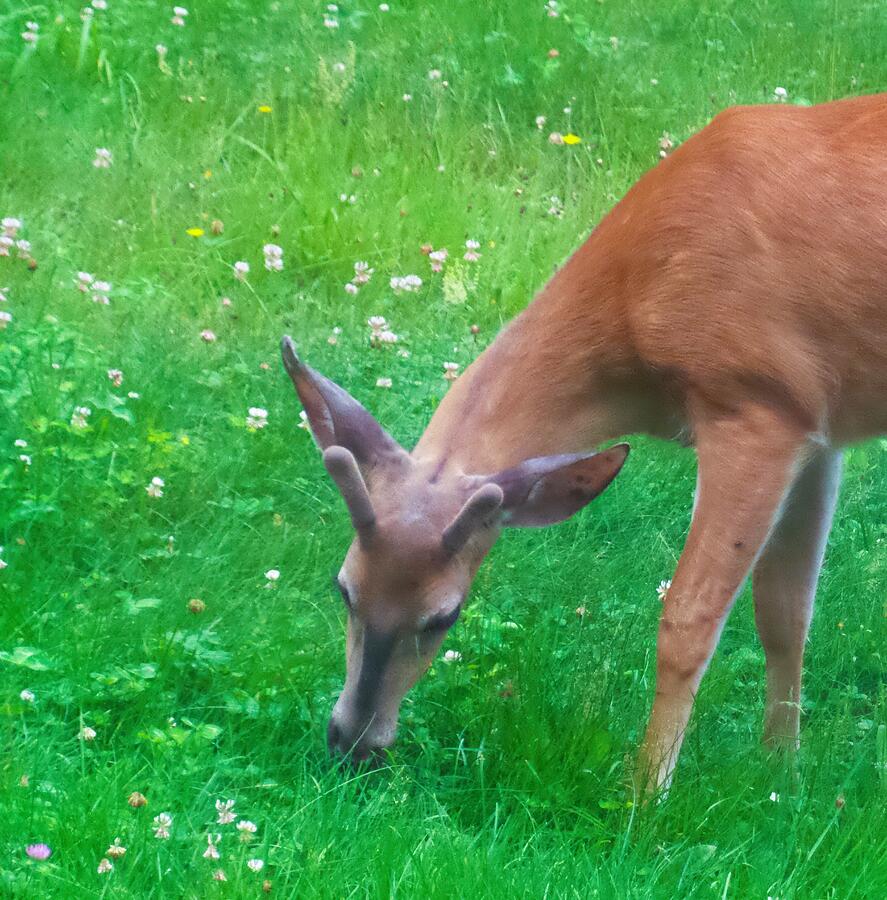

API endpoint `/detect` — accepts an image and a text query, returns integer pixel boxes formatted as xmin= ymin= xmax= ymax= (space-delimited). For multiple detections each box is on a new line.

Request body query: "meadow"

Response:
xmin=1 ymin=0 xmax=886 ymax=896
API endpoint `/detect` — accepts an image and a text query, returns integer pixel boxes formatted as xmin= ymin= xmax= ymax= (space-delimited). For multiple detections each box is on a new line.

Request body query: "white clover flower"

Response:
xmin=656 ymin=579 xmax=671 ymax=602
xmin=76 ymin=271 xmax=94 ymax=291
xmin=402 ymin=93 xmax=412 ymax=102
xmin=0 ymin=236 xmax=12 ymax=256
xmin=212 ymin=870 xmax=227 ymax=882
xmin=97 ymin=858 xmax=113 ymax=874
xmin=428 ymin=69 xmax=442 ymax=80
xmin=20 ymin=689 xmax=35 ymax=702
xmin=203 ymin=833 xmax=222 ymax=860
xmin=428 ymin=249 xmax=448 ymax=273
xmin=152 ymin=813 xmax=173 ymax=840
xmin=298 ymin=411 xmax=310 ymax=430
xmin=546 ymin=1 xmax=559 ymax=18
xmin=92 ymin=0 xmax=108 ymax=10
xmin=22 ymin=22 xmax=39 ymax=44
xmin=216 ymin=799 xmax=237 ymax=824
xmin=264 ymin=569 xmax=280 ymax=583
xmin=547 ymin=195 xmax=564 ymax=217
xmin=442 ymin=361 xmax=460 ymax=382
xmin=233 ymin=260 xmax=250 ymax=280
xmin=91 ymin=280 xmax=111 ymax=304
xmin=246 ymin=407 xmax=269 ymax=430
xmin=375 ymin=377 xmax=392 ymax=389
xmin=236 ymin=820 xmax=258 ymax=841
xmin=93 ymin=148 xmax=113 ymax=169
xmin=146 ymin=476 xmax=165 ymax=498
xmin=774 ymin=86 xmax=788 ymax=101
xmin=247 ymin=859 xmax=265 ymax=872
xmin=200 ymin=329 xmax=217 ymax=342
xmin=15 ymin=239 xmax=31 ymax=259
xmin=463 ymin=239 xmax=481 ymax=262
xmin=171 ymin=6 xmax=188 ymax=26
xmin=379 ymin=3 xmax=390 ymax=10
xmin=368 ymin=315 xmax=387 ymax=332
xmin=262 ymin=243 xmax=284 ymax=272
xmin=323 ymin=15 xmax=339 ymax=28
xmin=353 ymin=260 xmax=373 ymax=284
xmin=2 ymin=217 xmax=21 ymax=236
xmin=390 ymin=274 xmax=422 ymax=293
xmin=344 ymin=282 xmax=359 ymax=296
xmin=19 ymin=454 xmax=31 ymax=466
xmin=658 ymin=132 xmax=674 ymax=158
xmin=71 ymin=406 xmax=92 ymax=429
xmin=106 ymin=838 xmax=126 ymax=859
xmin=14 ymin=439 xmax=27 ymax=448
xmin=535 ymin=115 xmax=547 ymax=129
xmin=377 ymin=330 xmax=399 ymax=345
xmin=0 ymin=311 xmax=11 ymax=330
xmin=79 ymin=725 xmax=97 ymax=741
xmin=82 ymin=8 xmax=95 ymax=22
xmin=127 ymin=391 xmax=140 ymax=400
xmin=107 ymin=368 xmax=123 ymax=387
xmin=443 ymin=650 xmax=462 ymax=662
xmin=548 ymin=131 xmax=565 ymax=145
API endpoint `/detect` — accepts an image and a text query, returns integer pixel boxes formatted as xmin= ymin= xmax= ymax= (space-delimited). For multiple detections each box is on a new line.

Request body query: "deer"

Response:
xmin=281 ymin=92 xmax=887 ymax=794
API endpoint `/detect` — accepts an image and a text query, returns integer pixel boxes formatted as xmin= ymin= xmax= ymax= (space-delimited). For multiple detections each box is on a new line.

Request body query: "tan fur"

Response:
xmin=288 ymin=94 xmax=887 ymax=788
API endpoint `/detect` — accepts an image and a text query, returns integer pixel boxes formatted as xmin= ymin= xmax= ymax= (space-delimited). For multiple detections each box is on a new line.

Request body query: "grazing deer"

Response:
xmin=282 ymin=93 xmax=887 ymax=793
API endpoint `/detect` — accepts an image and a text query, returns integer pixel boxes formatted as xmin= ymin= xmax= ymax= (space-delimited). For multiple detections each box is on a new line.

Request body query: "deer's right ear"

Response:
xmin=281 ymin=336 xmax=403 ymax=464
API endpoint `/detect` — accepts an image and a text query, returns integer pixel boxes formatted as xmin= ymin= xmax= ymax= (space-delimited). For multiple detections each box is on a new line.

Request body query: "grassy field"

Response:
xmin=1 ymin=0 xmax=886 ymax=896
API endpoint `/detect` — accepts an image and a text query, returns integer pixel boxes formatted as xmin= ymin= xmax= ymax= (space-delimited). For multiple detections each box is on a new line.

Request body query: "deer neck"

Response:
xmin=414 ymin=249 xmax=674 ymax=476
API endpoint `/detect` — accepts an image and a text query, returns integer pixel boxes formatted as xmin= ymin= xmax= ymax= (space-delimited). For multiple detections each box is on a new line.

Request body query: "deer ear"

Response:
xmin=492 ymin=444 xmax=629 ymax=527
xmin=281 ymin=336 xmax=403 ymax=464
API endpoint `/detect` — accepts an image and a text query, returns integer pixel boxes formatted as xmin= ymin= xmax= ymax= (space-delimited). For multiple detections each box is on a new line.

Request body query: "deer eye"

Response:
xmin=334 ymin=578 xmax=353 ymax=610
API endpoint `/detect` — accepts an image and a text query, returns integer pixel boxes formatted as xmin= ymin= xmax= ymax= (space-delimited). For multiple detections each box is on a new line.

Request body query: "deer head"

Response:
xmin=281 ymin=336 xmax=628 ymax=762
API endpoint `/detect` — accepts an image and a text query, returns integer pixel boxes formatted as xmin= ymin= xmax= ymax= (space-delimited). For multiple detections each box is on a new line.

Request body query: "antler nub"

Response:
xmin=442 ymin=483 xmax=504 ymax=556
xmin=323 ymin=446 xmax=376 ymax=535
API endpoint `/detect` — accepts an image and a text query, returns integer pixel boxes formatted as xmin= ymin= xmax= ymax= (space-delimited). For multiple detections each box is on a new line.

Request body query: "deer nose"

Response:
xmin=326 ymin=715 xmax=391 ymax=764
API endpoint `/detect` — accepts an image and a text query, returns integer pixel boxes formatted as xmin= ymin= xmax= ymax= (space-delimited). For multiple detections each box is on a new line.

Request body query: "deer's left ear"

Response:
xmin=492 ymin=444 xmax=629 ymax=527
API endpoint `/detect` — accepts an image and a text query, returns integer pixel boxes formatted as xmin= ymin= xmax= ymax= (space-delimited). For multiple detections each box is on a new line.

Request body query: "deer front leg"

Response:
xmin=752 ymin=447 xmax=842 ymax=749
xmin=637 ymin=404 xmax=810 ymax=795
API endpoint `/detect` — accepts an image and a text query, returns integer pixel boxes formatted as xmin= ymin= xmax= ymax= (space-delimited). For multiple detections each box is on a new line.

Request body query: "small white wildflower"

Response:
xmin=262 ymin=243 xmax=284 ymax=272
xmin=264 ymin=569 xmax=280 ymax=583
xmin=107 ymin=368 xmax=123 ymax=387
xmin=22 ymin=22 xmax=39 ymax=44
xmin=402 ymin=93 xmax=412 ymax=102
xmin=443 ymin=649 xmax=462 ymax=662
xmin=0 ymin=311 xmax=11 ymax=330
xmin=203 ymin=833 xmax=222 ymax=860
xmin=390 ymin=274 xmax=422 ymax=293
xmin=658 ymin=132 xmax=674 ymax=159
xmin=79 ymin=725 xmax=97 ymax=741
xmin=200 ymin=329 xmax=217 ymax=342
xmin=106 ymin=838 xmax=126 ymax=859
xmin=92 ymin=0 xmax=108 ymax=10
xmin=535 ymin=115 xmax=546 ymax=129
xmin=76 ymin=271 xmax=94 ymax=292
xmin=547 ymin=195 xmax=564 ymax=217
xmin=774 ymin=86 xmax=788 ymax=101
xmin=91 ymin=280 xmax=111 ymax=305
xmin=353 ymin=260 xmax=373 ymax=284
xmin=247 ymin=859 xmax=265 ymax=872
xmin=2 ymin=217 xmax=21 ymax=236
xmin=376 ymin=377 xmax=393 ymax=389
xmin=377 ymin=330 xmax=399 ymax=345
xmin=152 ymin=813 xmax=173 ymax=839
xmin=323 ymin=15 xmax=339 ymax=28
xmin=0 ymin=236 xmax=12 ymax=256
xmin=15 ymin=239 xmax=31 ymax=259
xmin=93 ymin=148 xmax=113 ymax=169
xmin=769 ymin=791 xmax=780 ymax=802
xmin=379 ymin=2 xmax=390 ymax=10
xmin=171 ymin=6 xmax=188 ymax=26
xmin=233 ymin=260 xmax=250 ymax=280
xmin=656 ymin=579 xmax=671 ymax=602
xmin=236 ymin=820 xmax=258 ymax=841
xmin=246 ymin=407 xmax=269 ymax=430
xmin=368 ymin=315 xmax=387 ymax=332
xmin=71 ymin=406 xmax=92 ymax=429
xmin=428 ymin=248 xmax=448 ymax=272
xmin=146 ymin=476 xmax=165 ymax=498
xmin=19 ymin=455 xmax=31 ymax=466
xmin=97 ymin=858 xmax=113 ymax=874
xmin=82 ymin=8 xmax=95 ymax=22
xmin=428 ymin=69 xmax=442 ymax=80
xmin=442 ymin=361 xmax=460 ymax=382
xmin=127 ymin=391 xmax=140 ymax=400
xmin=298 ymin=410 xmax=310 ymax=430
xmin=20 ymin=689 xmax=35 ymax=703
xmin=212 ymin=870 xmax=227 ymax=882
xmin=546 ymin=1 xmax=559 ymax=18
xmin=344 ymin=282 xmax=359 ymax=296
xmin=463 ymin=239 xmax=481 ymax=262
xmin=548 ymin=132 xmax=564 ymax=145
xmin=14 ymin=439 xmax=27 ymax=448
xmin=215 ymin=799 xmax=237 ymax=825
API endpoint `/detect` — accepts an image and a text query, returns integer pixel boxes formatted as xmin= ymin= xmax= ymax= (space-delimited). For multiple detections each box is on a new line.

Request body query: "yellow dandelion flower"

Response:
xmin=258 ymin=105 xmax=272 ymax=113
xmin=186 ymin=227 xmax=205 ymax=237
xmin=563 ymin=133 xmax=582 ymax=145
xmin=203 ymin=169 xmax=212 ymax=179
xmin=180 ymin=435 xmax=190 ymax=446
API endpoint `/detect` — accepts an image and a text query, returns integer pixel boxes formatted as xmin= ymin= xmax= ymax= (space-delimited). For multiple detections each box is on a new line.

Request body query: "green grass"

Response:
xmin=1 ymin=0 xmax=886 ymax=896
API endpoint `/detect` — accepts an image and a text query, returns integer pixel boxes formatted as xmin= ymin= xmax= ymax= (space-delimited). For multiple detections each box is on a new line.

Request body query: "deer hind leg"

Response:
xmin=638 ymin=403 xmax=811 ymax=795
xmin=752 ymin=447 xmax=842 ymax=750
